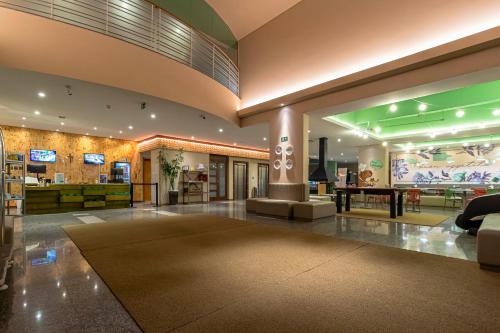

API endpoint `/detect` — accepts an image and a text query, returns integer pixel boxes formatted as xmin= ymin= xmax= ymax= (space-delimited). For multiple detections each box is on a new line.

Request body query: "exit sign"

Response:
xmin=280 ymin=136 xmax=288 ymax=142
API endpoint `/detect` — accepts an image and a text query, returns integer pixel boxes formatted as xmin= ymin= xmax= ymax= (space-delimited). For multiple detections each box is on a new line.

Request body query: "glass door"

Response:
xmin=209 ymin=155 xmax=228 ymax=201
xmin=257 ymin=163 xmax=269 ymax=198
xmin=233 ymin=161 xmax=248 ymax=200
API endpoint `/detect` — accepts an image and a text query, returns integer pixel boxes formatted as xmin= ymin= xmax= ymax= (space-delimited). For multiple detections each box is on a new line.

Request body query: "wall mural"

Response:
xmin=391 ymin=145 xmax=500 ymax=185
xmin=358 ymin=163 xmax=380 ymax=187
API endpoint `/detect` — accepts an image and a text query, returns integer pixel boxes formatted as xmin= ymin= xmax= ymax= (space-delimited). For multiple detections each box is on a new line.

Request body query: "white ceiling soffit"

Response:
xmin=0 ymin=67 xmax=268 ymax=150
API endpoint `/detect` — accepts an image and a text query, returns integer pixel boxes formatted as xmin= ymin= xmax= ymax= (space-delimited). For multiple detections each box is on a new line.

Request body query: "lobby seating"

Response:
xmin=255 ymin=199 xmax=295 ymax=218
xmin=477 ymin=213 xmax=500 ymax=270
xmin=405 ymin=188 xmax=421 ymax=212
xmin=246 ymin=198 xmax=267 ymax=212
xmin=293 ymin=201 xmax=336 ymax=221
xmin=455 ymin=194 xmax=500 ymax=232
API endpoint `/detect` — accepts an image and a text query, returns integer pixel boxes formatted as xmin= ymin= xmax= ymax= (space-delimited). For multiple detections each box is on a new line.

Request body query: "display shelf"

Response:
xmin=4 ymin=152 xmax=25 ymax=217
xmin=181 ymin=170 xmax=208 ymax=204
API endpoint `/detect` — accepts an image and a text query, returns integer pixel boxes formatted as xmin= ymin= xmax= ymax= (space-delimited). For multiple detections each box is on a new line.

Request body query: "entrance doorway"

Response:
xmin=143 ymin=158 xmax=151 ymax=202
xmin=233 ymin=161 xmax=248 ymax=200
xmin=209 ymin=155 xmax=228 ymax=201
xmin=257 ymin=163 xmax=269 ymax=198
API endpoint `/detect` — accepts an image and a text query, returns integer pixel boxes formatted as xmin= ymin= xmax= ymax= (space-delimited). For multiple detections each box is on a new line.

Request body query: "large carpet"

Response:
xmin=63 ymin=214 xmax=500 ymax=332
xmin=338 ymin=208 xmax=449 ymax=226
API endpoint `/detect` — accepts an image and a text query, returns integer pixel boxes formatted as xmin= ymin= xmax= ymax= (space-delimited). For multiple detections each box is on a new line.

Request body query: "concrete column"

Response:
xmin=268 ymin=107 xmax=309 ymax=184
xmin=358 ymin=145 xmax=389 ymax=187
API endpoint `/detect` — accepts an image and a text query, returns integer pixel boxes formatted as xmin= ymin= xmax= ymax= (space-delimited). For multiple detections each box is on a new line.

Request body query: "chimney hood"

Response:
xmin=309 ymin=137 xmax=335 ymax=182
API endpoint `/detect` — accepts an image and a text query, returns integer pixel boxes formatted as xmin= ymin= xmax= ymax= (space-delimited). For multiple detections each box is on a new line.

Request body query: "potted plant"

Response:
xmin=158 ymin=147 xmax=184 ymax=205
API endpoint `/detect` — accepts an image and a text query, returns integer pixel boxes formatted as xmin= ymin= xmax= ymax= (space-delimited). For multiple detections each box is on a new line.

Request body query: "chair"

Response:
xmin=405 ymin=188 xmax=421 ymax=212
xmin=455 ymin=193 xmax=500 ymax=233
xmin=444 ymin=188 xmax=462 ymax=209
xmin=472 ymin=188 xmax=487 ymax=197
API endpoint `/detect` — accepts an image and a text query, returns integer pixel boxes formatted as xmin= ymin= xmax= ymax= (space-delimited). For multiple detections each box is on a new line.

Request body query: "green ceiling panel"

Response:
xmin=324 ymin=80 xmax=500 ymax=139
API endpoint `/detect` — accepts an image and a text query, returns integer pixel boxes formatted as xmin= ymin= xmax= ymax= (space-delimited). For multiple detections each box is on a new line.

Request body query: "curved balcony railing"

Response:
xmin=0 ymin=0 xmax=239 ymax=95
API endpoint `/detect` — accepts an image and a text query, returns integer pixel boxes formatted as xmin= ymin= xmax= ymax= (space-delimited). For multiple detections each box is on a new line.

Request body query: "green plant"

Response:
xmin=158 ymin=147 xmax=184 ymax=191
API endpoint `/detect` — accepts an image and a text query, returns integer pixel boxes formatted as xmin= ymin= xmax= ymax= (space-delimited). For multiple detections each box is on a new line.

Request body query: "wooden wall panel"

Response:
xmin=1 ymin=126 xmax=142 ymax=194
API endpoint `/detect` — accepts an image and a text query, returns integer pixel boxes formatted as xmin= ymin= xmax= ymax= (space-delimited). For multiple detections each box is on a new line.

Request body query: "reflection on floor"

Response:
xmin=0 ymin=201 xmax=475 ymax=332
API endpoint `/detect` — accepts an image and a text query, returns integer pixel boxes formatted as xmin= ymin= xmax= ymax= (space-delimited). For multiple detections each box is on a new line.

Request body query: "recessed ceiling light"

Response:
xmin=382 ymin=141 xmax=388 ymax=147
xmin=119 ymin=130 xmax=123 ymax=134
xmin=340 ymin=152 xmax=344 ymax=156
xmin=362 ymin=134 xmax=368 ymax=139
xmin=307 ymin=130 xmax=311 ymax=133
xmin=233 ymin=143 xmax=237 ymax=146
xmin=34 ymin=110 xmax=40 ymax=115
xmin=428 ymin=146 xmax=434 ymax=150
xmin=22 ymin=116 xmax=26 ymax=120
xmin=85 ymin=133 xmax=89 ymax=136
xmin=56 ymin=129 xmax=60 ymax=132
xmin=429 ymin=133 xmax=436 ymax=139
xmin=21 ymin=124 xmax=25 ymax=128
xmin=479 ymin=123 xmax=486 ymax=129
xmin=128 ymin=125 xmax=133 ymax=130
xmin=60 ymin=122 xmax=65 ymax=126
xmin=37 ymin=91 xmax=46 ymax=98
xmin=418 ymin=103 xmax=427 ymax=111
xmin=218 ymin=128 xmax=223 ymax=133
xmin=150 ymin=114 xmax=156 ymax=119
xmin=280 ymin=103 xmax=285 ymax=107
xmin=463 ymin=142 xmax=469 ymax=147
xmin=455 ymin=109 xmax=465 ymax=118
xmin=389 ymin=104 xmax=397 ymax=112
xmin=484 ymin=143 xmax=491 ymax=148
xmin=263 ymin=137 xmax=267 ymax=141
xmin=337 ymin=138 xmax=341 ymax=142
xmin=93 ymin=127 xmax=97 ymax=130
xmin=416 ymin=150 xmax=421 ymax=154
xmin=450 ymin=128 xmax=458 ymax=135
xmin=191 ymin=136 xmax=195 ymax=139
xmin=374 ymin=126 xmax=381 ymax=133
xmin=109 ymin=135 xmax=113 ymax=139
xmin=493 ymin=109 xmax=500 ymax=116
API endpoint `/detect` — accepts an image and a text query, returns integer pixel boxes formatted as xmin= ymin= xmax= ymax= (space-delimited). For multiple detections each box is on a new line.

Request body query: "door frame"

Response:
xmin=257 ymin=163 xmax=270 ymax=198
xmin=209 ymin=154 xmax=229 ymax=201
xmin=233 ymin=160 xmax=249 ymax=200
xmin=142 ymin=158 xmax=151 ymax=202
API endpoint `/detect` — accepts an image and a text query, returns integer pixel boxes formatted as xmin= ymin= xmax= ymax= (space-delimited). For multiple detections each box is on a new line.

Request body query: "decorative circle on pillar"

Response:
xmin=273 ymin=159 xmax=282 ymax=170
xmin=275 ymin=145 xmax=282 ymax=155
xmin=285 ymin=159 xmax=293 ymax=170
xmin=285 ymin=145 xmax=294 ymax=156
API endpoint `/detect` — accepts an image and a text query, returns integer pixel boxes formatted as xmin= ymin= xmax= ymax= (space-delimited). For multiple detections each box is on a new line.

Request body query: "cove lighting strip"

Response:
xmin=323 ymin=115 xmax=500 ymax=140
xmin=394 ymin=134 xmax=500 ymax=149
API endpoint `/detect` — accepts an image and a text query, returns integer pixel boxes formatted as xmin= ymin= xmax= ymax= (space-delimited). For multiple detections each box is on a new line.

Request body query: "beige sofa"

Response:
xmin=293 ymin=201 xmax=336 ymax=221
xmin=255 ymin=199 xmax=295 ymax=218
xmin=477 ymin=213 xmax=500 ymax=271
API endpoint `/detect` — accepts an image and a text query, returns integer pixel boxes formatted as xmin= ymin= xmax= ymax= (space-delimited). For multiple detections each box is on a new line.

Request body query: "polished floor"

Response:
xmin=0 ymin=201 xmax=475 ymax=332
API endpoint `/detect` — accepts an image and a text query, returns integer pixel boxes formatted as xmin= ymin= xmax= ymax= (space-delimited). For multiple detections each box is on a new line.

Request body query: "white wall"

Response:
xmin=150 ymin=149 xmax=209 ymax=205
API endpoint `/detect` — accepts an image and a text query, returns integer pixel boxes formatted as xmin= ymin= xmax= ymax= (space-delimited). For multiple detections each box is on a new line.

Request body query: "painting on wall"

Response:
xmin=358 ymin=163 xmax=380 ymax=187
xmin=391 ymin=145 xmax=500 ymax=185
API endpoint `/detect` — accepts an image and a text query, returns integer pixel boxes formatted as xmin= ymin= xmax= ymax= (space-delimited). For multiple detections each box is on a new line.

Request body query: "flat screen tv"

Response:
xmin=84 ymin=153 xmax=105 ymax=165
xmin=30 ymin=149 xmax=56 ymax=163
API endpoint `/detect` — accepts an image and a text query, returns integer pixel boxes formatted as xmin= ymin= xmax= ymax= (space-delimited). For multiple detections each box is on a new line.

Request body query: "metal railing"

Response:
xmin=0 ymin=0 xmax=239 ymax=95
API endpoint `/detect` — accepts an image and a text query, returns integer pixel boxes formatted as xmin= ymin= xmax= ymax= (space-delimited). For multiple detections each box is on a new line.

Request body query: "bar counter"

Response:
xmin=26 ymin=184 xmax=130 ymax=215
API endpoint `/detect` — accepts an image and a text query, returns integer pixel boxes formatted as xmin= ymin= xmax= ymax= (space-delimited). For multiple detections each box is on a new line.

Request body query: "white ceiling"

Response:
xmin=206 ymin=0 xmax=302 ymax=39
xmin=0 ymin=67 xmax=269 ymax=149
xmin=0 ymin=67 xmax=375 ymax=163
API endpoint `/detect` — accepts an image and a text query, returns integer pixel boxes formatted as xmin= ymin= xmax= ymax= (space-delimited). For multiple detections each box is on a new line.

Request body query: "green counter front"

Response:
xmin=26 ymin=184 xmax=131 ymax=214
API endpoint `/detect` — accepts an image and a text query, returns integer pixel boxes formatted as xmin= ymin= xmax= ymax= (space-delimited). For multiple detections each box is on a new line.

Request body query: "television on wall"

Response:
xmin=83 ymin=153 xmax=105 ymax=165
xmin=30 ymin=149 xmax=56 ymax=163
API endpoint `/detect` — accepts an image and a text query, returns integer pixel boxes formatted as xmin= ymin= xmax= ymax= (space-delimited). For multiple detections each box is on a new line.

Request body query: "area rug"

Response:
xmin=337 ymin=208 xmax=449 ymax=226
xmin=63 ymin=214 xmax=500 ymax=332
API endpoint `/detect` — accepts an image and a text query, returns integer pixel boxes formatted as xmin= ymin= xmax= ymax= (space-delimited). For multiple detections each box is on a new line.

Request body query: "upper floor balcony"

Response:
xmin=0 ymin=0 xmax=239 ymax=95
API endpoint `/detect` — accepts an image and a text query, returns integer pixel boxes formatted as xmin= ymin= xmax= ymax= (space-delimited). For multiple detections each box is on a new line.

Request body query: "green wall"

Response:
xmin=150 ymin=0 xmax=238 ymax=62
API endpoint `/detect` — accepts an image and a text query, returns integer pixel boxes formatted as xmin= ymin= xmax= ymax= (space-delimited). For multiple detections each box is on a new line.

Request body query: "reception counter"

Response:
xmin=26 ymin=184 xmax=131 ymax=215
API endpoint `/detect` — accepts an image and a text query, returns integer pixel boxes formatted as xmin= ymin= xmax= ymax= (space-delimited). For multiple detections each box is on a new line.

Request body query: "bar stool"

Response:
xmin=405 ymin=188 xmax=421 ymax=212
